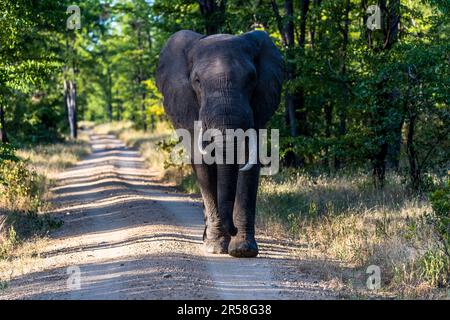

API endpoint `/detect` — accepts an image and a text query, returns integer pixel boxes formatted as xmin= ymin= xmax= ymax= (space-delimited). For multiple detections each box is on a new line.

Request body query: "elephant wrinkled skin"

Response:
xmin=156 ymin=30 xmax=283 ymax=257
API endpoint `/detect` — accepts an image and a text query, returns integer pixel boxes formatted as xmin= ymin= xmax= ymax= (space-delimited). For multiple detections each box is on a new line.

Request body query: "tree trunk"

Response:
xmin=324 ymin=102 xmax=333 ymax=171
xmin=141 ymin=91 xmax=147 ymax=132
xmin=299 ymin=0 xmax=310 ymax=48
xmin=270 ymin=0 xmax=287 ymax=46
xmin=387 ymin=117 xmax=404 ymax=171
xmin=370 ymin=0 xmax=400 ymax=188
xmin=383 ymin=0 xmax=400 ymax=50
xmin=0 ymin=104 xmax=8 ymax=143
xmin=283 ymin=0 xmax=301 ymax=166
xmin=296 ymin=0 xmax=309 ymax=137
xmin=309 ymin=0 xmax=322 ymax=48
xmin=335 ymin=0 xmax=351 ymax=171
xmin=65 ymin=79 xmax=77 ymax=140
xmin=135 ymin=20 xmax=146 ymax=131
xmin=107 ymin=66 xmax=113 ymax=122
xmin=198 ymin=0 xmax=226 ymax=35
xmin=116 ymin=89 xmax=122 ymax=121
xmin=284 ymin=0 xmax=298 ymax=137
xmin=406 ymin=112 xmax=419 ymax=191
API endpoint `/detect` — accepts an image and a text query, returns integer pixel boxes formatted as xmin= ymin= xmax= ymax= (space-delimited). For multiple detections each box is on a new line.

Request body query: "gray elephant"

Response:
xmin=156 ymin=30 xmax=283 ymax=258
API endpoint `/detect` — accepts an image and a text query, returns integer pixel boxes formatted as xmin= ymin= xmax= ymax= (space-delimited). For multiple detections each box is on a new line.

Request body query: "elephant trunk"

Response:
xmin=216 ymin=162 xmax=238 ymax=236
xmin=213 ymin=128 xmax=239 ymax=237
xmin=200 ymin=95 xmax=254 ymax=236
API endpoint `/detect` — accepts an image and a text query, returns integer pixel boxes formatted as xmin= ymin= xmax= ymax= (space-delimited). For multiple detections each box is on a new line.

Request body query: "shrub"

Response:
xmin=0 ymin=160 xmax=44 ymax=212
xmin=421 ymin=177 xmax=450 ymax=287
xmin=0 ymin=143 xmax=19 ymax=163
xmin=0 ymin=226 xmax=18 ymax=260
xmin=428 ymin=178 xmax=450 ymax=256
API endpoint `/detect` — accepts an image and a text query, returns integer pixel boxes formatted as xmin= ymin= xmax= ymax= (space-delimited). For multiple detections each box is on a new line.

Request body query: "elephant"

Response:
xmin=156 ymin=30 xmax=283 ymax=258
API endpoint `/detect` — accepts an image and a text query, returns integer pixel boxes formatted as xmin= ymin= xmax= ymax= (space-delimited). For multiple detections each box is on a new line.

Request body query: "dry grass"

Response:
xmin=0 ymin=132 xmax=91 ymax=263
xmin=257 ymin=171 xmax=448 ymax=298
xmin=94 ymin=121 xmax=192 ymax=185
xmin=16 ymin=131 xmax=90 ymax=180
xmin=94 ymin=121 xmax=448 ymax=299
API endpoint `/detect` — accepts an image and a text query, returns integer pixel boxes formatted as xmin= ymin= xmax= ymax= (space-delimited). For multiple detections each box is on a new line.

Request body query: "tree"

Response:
xmin=0 ymin=0 xmax=65 ymax=143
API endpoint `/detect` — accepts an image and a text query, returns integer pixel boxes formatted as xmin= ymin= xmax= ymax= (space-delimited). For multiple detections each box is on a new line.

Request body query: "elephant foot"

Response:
xmin=203 ymin=235 xmax=230 ymax=254
xmin=228 ymin=235 xmax=258 ymax=258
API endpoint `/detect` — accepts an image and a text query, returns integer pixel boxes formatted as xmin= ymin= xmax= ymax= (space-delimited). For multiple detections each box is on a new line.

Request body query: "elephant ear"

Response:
xmin=241 ymin=31 xmax=284 ymax=128
xmin=156 ymin=30 xmax=203 ymax=129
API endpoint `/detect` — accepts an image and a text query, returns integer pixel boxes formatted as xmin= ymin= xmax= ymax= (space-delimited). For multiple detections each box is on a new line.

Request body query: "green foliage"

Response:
xmin=155 ymin=135 xmax=199 ymax=193
xmin=0 ymin=280 xmax=8 ymax=291
xmin=0 ymin=212 xmax=63 ymax=260
xmin=156 ymin=137 xmax=184 ymax=170
xmin=179 ymin=173 xmax=200 ymax=194
xmin=428 ymin=178 xmax=450 ymax=253
xmin=0 ymin=144 xmax=19 ymax=163
xmin=419 ymin=177 xmax=450 ymax=287
xmin=419 ymin=249 xmax=449 ymax=287
xmin=0 ymin=226 xmax=18 ymax=260
xmin=2 ymin=0 xmax=446 ymax=189
xmin=0 ymin=160 xmax=43 ymax=212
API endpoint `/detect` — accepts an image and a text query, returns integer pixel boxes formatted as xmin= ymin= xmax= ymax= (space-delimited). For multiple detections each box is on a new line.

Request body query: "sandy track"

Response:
xmin=0 ymin=133 xmax=336 ymax=300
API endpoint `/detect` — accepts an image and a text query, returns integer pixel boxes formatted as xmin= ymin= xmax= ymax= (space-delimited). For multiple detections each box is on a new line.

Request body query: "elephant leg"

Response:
xmin=228 ymin=164 xmax=260 ymax=258
xmin=192 ymin=163 xmax=230 ymax=254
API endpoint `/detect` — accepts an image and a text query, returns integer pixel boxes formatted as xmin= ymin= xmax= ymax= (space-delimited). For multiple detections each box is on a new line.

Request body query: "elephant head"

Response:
xmin=156 ymin=30 xmax=283 ymax=253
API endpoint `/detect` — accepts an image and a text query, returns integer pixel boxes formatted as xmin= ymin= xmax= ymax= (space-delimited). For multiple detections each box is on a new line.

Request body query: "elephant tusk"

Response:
xmin=198 ymin=126 xmax=207 ymax=155
xmin=240 ymin=131 xmax=257 ymax=171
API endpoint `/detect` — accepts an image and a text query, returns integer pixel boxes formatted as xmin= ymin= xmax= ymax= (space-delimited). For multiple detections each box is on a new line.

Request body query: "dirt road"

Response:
xmin=1 ymin=133 xmax=336 ymax=299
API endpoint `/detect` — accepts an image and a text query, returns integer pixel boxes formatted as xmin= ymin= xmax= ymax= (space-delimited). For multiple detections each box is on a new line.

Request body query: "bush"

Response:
xmin=0 ymin=160 xmax=44 ymax=212
xmin=420 ymin=249 xmax=449 ymax=287
xmin=0 ymin=143 xmax=19 ymax=163
xmin=0 ymin=226 xmax=18 ymax=260
xmin=428 ymin=178 xmax=450 ymax=255
xmin=422 ymin=177 xmax=450 ymax=287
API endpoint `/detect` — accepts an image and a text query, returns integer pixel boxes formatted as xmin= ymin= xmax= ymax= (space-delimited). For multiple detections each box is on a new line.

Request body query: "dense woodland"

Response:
xmin=0 ymin=0 xmax=448 ymax=189
xmin=0 ymin=0 xmax=449 ymax=297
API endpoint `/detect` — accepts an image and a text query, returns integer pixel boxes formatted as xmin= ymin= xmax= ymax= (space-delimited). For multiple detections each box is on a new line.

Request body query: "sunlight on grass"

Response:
xmin=257 ymin=171 xmax=443 ymax=298
xmin=93 ymin=121 xmax=447 ymax=298
xmin=93 ymin=121 xmax=193 ymax=186
xmin=1 ymin=132 xmax=91 ymax=262
xmin=16 ymin=131 xmax=90 ymax=179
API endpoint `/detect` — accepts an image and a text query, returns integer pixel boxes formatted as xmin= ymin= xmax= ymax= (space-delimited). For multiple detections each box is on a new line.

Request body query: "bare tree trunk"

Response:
xmin=324 ymin=102 xmax=333 ymax=171
xmin=135 ymin=20 xmax=148 ymax=132
xmin=198 ymin=0 xmax=226 ymax=35
xmin=107 ymin=66 xmax=113 ymax=122
xmin=65 ymin=32 xmax=77 ymax=140
xmin=65 ymin=80 xmax=77 ymax=140
xmin=385 ymin=0 xmax=402 ymax=171
xmin=0 ymin=104 xmax=8 ymax=143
